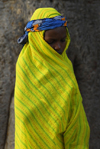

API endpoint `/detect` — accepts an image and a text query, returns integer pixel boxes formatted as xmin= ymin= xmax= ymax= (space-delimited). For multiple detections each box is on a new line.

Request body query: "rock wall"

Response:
xmin=0 ymin=0 xmax=100 ymax=149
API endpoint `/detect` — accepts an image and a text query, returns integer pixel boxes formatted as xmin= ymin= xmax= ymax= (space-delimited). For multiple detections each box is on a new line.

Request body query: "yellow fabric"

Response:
xmin=14 ymin=8 xmax=90 ymax=149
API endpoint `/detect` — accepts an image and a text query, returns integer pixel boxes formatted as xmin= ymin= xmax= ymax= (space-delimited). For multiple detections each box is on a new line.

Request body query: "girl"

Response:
xmin=14 ymin=8 xmax=90 ymax=149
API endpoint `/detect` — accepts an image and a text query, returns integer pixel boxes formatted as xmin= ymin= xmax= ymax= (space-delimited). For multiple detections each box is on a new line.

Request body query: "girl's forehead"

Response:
xmin=45 ymin=27 xmax=66 ymax=39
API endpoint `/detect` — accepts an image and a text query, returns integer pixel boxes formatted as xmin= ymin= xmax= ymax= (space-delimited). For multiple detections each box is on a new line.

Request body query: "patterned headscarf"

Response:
xmin=14 ymin=7 xmax=90 ymax=149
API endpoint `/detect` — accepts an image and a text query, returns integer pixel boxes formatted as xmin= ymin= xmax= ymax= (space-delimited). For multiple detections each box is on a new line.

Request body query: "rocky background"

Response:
xmin=0 ymin=0 xmax=100 ymax=149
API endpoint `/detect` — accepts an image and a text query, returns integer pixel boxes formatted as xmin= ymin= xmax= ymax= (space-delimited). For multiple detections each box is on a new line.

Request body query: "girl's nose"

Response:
xmin=54 ymin=42 xmax=61 ymax=50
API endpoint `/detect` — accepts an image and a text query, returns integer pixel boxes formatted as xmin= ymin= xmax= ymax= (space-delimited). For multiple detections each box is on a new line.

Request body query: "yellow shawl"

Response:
xmin=14 ymin=8 xmax=90 ymax=149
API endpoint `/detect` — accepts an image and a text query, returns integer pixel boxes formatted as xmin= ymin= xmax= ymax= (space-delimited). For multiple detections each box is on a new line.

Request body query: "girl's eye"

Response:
xmin=47 ymin=40 xmax=55 ymax=44
xmin=61 ymin=38 xmax=66 ymax=42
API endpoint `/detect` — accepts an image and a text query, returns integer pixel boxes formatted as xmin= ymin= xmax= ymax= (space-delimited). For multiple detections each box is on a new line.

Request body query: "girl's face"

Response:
xmin=44 ymin=27 xmax=67 ymax=54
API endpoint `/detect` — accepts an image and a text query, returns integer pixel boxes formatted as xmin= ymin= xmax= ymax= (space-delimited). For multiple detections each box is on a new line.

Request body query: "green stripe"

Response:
xmin=15 ymin=114 xmax=42 ymax=149
xmin=16 ymin=130 xmax=28 ymax=148
xmin=65 ymin=128 xmax=77 ymax=147
xmin=16 ymin=85 xmax=56 ymax=133
xmin=15 ymin=105 xmax=50 ymax=148
xmin=15 ymin=138 xmax=20 ymax=148
xmin=15 ymin=96 xmax=56 ymax=147
xmin=76 ymin=103 xmax=81 ymax=147
xmin=57 ymin=135 xmax=64 ymax=145
xmin=15 ymin=80 xmax=57 ymax=145
xmin=16 ymin=83 xmax=55 ymax=132
xmin=16 ymin=122 xmax=32 ymax=149
xmin=64 ymin=92 xmax=81 ymax=139
xmin=64 ymin=99 xmax=81 ymax=138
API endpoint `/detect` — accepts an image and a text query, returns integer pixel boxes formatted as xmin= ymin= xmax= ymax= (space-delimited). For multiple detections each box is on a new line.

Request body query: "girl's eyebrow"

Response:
xmin=62 ymin=35 xmax=67 ymax=38
xmin=48 ymin=35 xmax=66 ymax=40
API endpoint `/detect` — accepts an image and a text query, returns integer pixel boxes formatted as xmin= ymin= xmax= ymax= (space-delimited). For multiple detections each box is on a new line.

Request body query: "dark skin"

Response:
xmin=44 ymin=27 xmax=67 ymax=54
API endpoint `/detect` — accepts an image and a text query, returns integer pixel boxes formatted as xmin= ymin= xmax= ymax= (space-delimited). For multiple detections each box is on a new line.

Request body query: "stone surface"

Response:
xmin=4 ymin=97 xmax=15 ymax=149
xmin=0 ymin=0 xmax=100 ymax=149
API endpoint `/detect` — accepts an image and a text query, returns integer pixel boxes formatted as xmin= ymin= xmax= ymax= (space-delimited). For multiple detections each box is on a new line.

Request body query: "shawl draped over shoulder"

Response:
xmin=14 ymin=8 xmax=90 ymax=149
